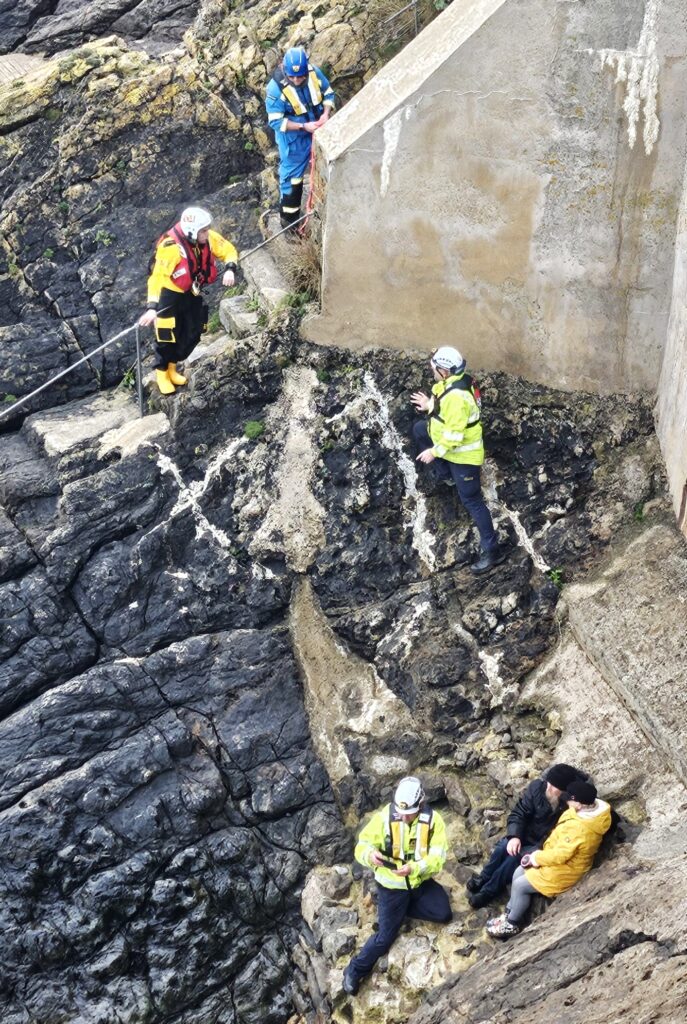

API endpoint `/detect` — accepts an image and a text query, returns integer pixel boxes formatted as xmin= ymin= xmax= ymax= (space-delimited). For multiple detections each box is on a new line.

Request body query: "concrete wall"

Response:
xmin=657 ymin=155 xmax=687 ymax=538
xmin=305 ymin=0 xmax=687 ymax=396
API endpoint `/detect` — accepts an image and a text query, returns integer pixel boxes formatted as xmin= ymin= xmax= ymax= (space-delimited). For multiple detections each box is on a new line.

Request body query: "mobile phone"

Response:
xmin=377 ymin=857 xmax=400 ymax=870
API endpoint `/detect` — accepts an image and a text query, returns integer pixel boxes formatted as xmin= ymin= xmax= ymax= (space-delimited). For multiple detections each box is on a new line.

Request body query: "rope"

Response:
xmin=0 ymin=320 xmax=140 ymax=423
xmin=297 ymin=146 xmax=318 ymax=238
xmin=0 ymin=207 xmax=318 ymax=427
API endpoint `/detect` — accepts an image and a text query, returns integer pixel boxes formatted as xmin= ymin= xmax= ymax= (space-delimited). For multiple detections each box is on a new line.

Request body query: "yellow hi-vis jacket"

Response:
xmin=354 ymin=803 xmax=448 ymax=890
xmin=428 ymin=373 xmax=484 ymax=466
xmin=525 ymin=801 xmax=612 ymax=898
xmin=146 ymin=229 xmax=238 ymax=307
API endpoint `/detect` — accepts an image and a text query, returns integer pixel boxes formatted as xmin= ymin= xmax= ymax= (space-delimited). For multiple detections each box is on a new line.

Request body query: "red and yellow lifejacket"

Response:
xmin=156 ymin=224 xmax=218 ymax=294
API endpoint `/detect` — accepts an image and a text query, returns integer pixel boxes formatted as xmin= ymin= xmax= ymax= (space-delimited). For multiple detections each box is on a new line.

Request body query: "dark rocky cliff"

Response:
xmin=0 ymin=311 xmax=667 ymax=1021
xmin=1 ymin=5 xmax=685 ymax=1023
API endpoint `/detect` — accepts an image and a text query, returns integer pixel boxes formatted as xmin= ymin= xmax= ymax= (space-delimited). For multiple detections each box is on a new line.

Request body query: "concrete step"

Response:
xmin=219 ymin=294 xmax=260 ymax=338
xmin=241 ymin=241 xmax=291 ymax=310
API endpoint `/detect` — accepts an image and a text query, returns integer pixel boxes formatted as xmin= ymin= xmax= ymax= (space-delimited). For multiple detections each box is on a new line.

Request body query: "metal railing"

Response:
xmin=0 ymin=211 xmax=315 ymax=427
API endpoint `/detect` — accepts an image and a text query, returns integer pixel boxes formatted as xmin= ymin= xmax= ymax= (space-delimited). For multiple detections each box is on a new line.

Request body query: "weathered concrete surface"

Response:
xmin=242 ymin=245 xmax=290 ymax=309
xmin=307 ymin=0 xmax=687 ymax=396
xmin=656 ymin=156 xmax=687 ymax=538
xmin=564 ymin=523 xmax=687 ymax=784
xmin=0 ymin=53 xmax=43 ymax=84
xmin=219 ymin=294 xmax=259 ymax=338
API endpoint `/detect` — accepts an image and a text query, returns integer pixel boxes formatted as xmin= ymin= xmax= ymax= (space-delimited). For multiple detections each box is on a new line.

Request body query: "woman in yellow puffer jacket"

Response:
xmin=487 ymin=779 xmax=612 ymax=938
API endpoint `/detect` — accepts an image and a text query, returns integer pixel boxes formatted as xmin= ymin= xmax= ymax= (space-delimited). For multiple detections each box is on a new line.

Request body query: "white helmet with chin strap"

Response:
xmin=394 ymin=776 xmax=424 ymax=815
xmin=180 ymin=206 xmax=213 ymax=242
xmin=431 ymin=346 xmax=465 ymax=374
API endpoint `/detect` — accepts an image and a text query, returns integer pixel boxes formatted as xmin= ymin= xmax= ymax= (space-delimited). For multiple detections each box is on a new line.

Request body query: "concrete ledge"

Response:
xmin=565 ymin=523 xmax=687 ymax=781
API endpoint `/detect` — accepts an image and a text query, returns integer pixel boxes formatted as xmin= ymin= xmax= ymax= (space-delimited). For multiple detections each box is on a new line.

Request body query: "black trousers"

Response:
xmin=154 ymin=288 xmax=208 ymax=370
xmin=412 ymin=419 xmax=498 ymax=551
xmin=348 ymin=879 xmax=452 ymax=980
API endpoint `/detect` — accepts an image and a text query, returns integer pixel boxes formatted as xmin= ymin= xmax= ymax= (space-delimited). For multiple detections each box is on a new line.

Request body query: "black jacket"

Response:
xmin=506 ymin=773 xmax=585 ymax=846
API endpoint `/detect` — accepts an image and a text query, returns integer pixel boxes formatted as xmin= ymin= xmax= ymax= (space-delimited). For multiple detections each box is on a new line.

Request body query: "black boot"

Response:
xmin=342 ymin=965 xmax=360 ymax=996
xmin=470 ymin=545 xmax=508 ymax=575
xmin=465 ymin=873 xmax=484 ymax=894
xmin=468 ymin=890 xmax=494 ymax=909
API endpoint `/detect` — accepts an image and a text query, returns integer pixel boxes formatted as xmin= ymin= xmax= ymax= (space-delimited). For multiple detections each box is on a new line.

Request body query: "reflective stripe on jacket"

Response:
xmin=428 ymin=373 xmax=484 ymax=466
xmin=525 ymin=801 xmax=612 ymax=898
xmin=266 ymin=64 xmax=334 ymax=133
xmin=354 ymin=803 xmax=448 ymax=890
xmin=147 ymin=227 xmax=238 ymax=307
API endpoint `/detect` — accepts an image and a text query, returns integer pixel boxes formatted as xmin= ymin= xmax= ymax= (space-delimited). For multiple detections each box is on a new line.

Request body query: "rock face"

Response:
xmin=0 ymin=311 xmax=671 ymax=1022
xmin=0 ymin=0 xmax=426 ymax=422
xmin=0 ymin=37 xmax=262 ymax=418
xmin=0 ymin=0 xmax=199 ymax=56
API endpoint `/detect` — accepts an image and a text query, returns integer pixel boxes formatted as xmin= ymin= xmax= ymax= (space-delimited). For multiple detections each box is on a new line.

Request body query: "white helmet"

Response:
xmin=431 ymin=346 xmax=465 ymax=373
xmin=394 ymin=776 xmax=424 ymax=815
xmin=180 ymin=206 xmax=213 ymax=242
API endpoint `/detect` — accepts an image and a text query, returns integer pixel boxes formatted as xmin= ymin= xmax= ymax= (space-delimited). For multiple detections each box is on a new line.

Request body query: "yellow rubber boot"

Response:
xmin=156 ymin=368 xmax=176 ymax=395
xmin=167 ymin=362 xmax=187 ymax=386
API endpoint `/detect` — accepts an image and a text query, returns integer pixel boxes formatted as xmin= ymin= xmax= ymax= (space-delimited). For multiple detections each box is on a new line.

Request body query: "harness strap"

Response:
xmin=433 ymin=374 xmax=481 ymax=425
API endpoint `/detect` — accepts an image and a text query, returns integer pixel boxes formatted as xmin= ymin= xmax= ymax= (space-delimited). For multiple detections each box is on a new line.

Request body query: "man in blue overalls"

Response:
xmin=265 ymin=47 xmax=335 ymax=230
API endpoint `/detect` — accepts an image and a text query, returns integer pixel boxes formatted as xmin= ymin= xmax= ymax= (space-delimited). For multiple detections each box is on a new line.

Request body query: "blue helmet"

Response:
xmin=283 ymin=47 xmax=308 ymax=78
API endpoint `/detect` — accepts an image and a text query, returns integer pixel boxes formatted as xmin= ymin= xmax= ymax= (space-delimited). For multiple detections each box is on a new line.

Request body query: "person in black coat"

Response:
xmin=466 ymin=763 xmax=588 ymax=908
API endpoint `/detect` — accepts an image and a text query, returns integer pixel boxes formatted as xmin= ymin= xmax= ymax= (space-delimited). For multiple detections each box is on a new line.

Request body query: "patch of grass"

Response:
xmin=121 ymin=367 xmax=135 ymax=390
xmin=280 ymin=229 xmax=322 ymax=298
xmin=95 ymin=229 xmax=114 ymax=247
xmin=224 ymin=283 xmax=246 ymax=298
xmin=3 ymin=393 xmax=17 ymax=403
xmin=207 ymin=310 xmax=221 ymax=332
xmin=58 ymin=200 xmax=69 ymax=214
xmin=633 ymin=501 xmax=646 ymax=522
xmin=316 ymin=368 xmax=331 ymax=384
xmin=245 ymin=294 xmax=261 ymax=312
xmin=44 ymin=107 xmax=61 ymax=122
xmin=244 ymin=419 xmax=265 ymax=441
xmin=321 ymin=438 xmax=335 ymax=453
xmin=277 ymin=290 xmax=312 ymax=312
xmin=548 ymin=567 xmax=564 ymax=589
xmin=243 ymin=140 xmax=255 ymax=152
xmin=256 ymin=310 xmax=268 ymax=328
xmin=227 ymin=174 xmax=243 ymax=185
xmin=42 ymin=247 xmax=55 ymax=260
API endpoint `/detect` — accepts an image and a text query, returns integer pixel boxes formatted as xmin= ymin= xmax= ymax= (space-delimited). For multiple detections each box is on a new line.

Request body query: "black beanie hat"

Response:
xmin=546 ymin=763 xmax=580 ymax=790
xmin=566 ymin=779 xmax=597 ymax=805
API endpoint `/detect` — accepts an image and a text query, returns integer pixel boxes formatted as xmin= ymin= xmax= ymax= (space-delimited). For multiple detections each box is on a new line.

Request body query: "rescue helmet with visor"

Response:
xmin=180 ymin=207 xmax=213 ymax=243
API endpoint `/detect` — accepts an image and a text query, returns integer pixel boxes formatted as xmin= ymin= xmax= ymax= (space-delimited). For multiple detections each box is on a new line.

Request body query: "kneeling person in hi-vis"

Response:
xmin=342 ymin=777 xmax=452 ymax=997
xmin=139 ymin=207 xmax=238 ymax=395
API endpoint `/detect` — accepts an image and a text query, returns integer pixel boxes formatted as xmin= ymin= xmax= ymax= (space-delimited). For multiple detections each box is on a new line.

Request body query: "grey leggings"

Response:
xmin=506 ymin=866 xmax=540 ymax=923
